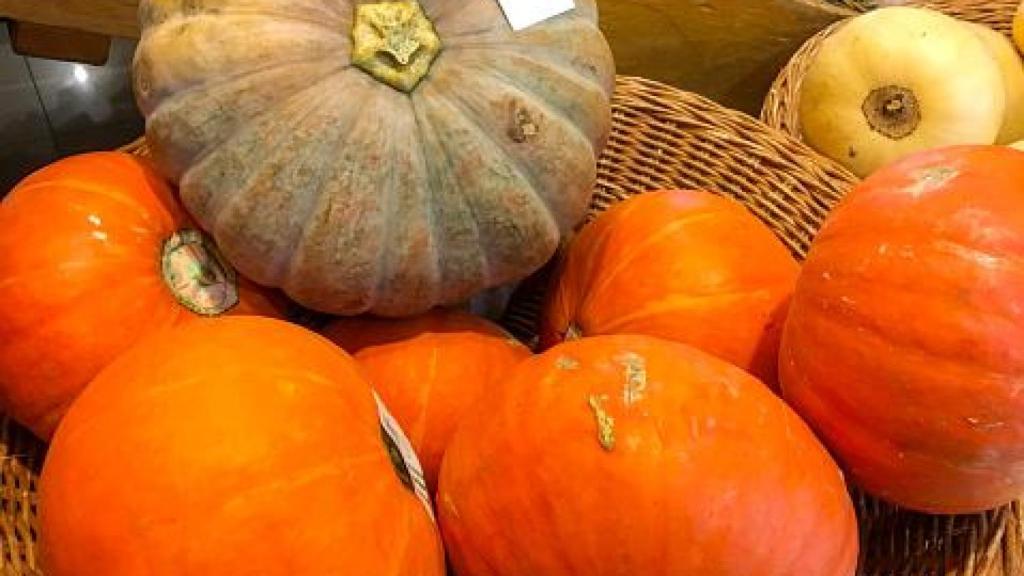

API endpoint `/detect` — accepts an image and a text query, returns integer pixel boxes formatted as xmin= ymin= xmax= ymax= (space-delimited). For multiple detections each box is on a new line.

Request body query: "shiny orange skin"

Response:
xmin=0 ymin=152 xmax=283 ymax=440
xmin=781 ymin=146 xmax=1024 ymax=514
xmin=40 ymin=317 xmax=444 ymax=576
xmin=438 ymin=335 xmax=858 ymax=576
xmin=542 ymin=190 xmax=799 ymax=387
xmin=323 ymin=309 xmax=531 ymax=492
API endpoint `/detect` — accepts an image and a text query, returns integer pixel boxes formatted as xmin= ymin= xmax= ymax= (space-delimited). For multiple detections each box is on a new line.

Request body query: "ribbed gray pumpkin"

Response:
xmin=133 ymin=0 xmax=615 ymax=316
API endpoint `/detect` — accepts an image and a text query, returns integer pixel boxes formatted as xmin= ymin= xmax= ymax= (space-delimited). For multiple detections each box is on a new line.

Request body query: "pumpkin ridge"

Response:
xmin=12 ymin=180 xmax=169 ymax=229
xmin=205 ymin=84 xmax=341 ymax=233
xmin=590 ymin=288 xmax=779 ymax=335
xmin=445 ymin=23 xmax=610 ymax=87
xmin=164 ymin=62 xmax=349 ymax=184
xmin=450 ymin=45 xmax=609 ymax=104
xmin=803 ymin=292 xmax=1018 ymax=379
xmin=369 ymin=105 xmax=406 ymax=312
xmin=433 ymin=62 xmax=588 ymax=235
xmin=168 ymin=8 xmax=351 ymax=33
xmin=807 ymin=234 xmax=1024 ymax=313
xmin=930 ymin=237 xmax=1024 ymax=272
xmin=135 ymin=22 xmax=348 ymax=116
xmin=219 ymin=463 xmax=350 ymax=510
xmin=138 ymin=57 xmax=345 ymax=117
xmin=432 ymin=85 xmax=555 ymax=218
xmin=0 ymin=274 xmax=164 ymax=342
xmin=405 ymin=97 xmax=444 ymax=308
xmin=410 ymin=91 xmax=493 ymax=292
xmin=409 ymin=347 xmax=442 ymax=450
xmin=0 ymin=281 xmax=181 ymax=430
xmin=229 ymin=84 xmax=374 ymax=285
xmin=787 ymin=370 xmax=1012 ymax=479
xmin=141 ymin=1 xmax=347 ymax=30
xmin=187 ymin=73 xmax=347 ymax=235
xmin=577 ymin=211 xmax=727 ymax=314
xmin=451 ymin=49 xmax=607 ymax=150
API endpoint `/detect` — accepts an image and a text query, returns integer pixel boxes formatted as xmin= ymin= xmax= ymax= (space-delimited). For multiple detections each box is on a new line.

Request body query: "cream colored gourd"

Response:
xmin=133 ymin=0 xmax=615 ymax=316
xmin=799 ymin=7 xmax=1005 ymax=177
xmin=969 ymin=23 xmax=1024 ymax=144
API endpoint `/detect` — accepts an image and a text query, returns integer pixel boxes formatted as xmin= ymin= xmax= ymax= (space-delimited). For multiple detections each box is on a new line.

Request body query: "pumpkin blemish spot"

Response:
xmin=905 ymin=166 xmax=958 ymax=197
xmin=588 ymin=395 xmax=616 ymax=451
xmin=616 ymin=352 xmax=648 ymax=406
xmin=508 ymin=101 xmax=541 ymax=143
xmin=556 ymin=356 xmax=581 ymax=370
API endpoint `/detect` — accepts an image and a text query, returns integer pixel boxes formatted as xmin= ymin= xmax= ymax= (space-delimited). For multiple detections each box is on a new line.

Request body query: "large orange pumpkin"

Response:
xmin=0 ymin=152 xmax=284 ymax=440
xmin=322 ymin=308 xmax=531 ymax=492
xmin=542 ymin=190 xmax=799 ymax=386
xmin=438 ymin=335 xmax=858 ymax=576
xmin=40 ymin=316 xmax=444 ymax=575
xmin=781 ymin=145 xmax=1024 ymax=514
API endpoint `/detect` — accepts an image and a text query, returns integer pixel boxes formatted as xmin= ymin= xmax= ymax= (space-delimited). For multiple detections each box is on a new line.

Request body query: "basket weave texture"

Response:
xmin=2 ymin=75 xmax=1021 ymax=576
xmin=761 ymin=0 xmax=1020 ymax=140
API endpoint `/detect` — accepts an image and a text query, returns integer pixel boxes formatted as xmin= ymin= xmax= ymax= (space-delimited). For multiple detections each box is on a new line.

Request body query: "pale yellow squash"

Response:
xmin=969 ymin=22 xmax=1024 ymax=144
xmin=799 ymin=7 xmax=1005 ymax=177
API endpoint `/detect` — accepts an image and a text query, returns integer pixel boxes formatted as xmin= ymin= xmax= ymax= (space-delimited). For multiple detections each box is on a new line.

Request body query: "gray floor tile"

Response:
xmin=0 ymin=138 xmax=58 ymax=194
xmin=0 ymin=23 xmax=57 ymax=197
xmin=27 ymin=38 xmax=143 ymax=146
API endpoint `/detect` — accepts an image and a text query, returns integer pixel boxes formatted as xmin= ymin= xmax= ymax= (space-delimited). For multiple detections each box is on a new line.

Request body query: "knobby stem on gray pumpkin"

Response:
xmin=351 ymin=0 xmax=442 ymax=93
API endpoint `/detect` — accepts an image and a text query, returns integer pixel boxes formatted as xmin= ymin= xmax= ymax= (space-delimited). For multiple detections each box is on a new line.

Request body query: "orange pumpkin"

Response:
xmin=40 ymin=316 xmax=444 ymax=575
xmin=542 ymin=190 xmax=799 ymax=386
xmin=438 ymin=335 xmax=858 ymax=576
xmin=323 ymin=309 xmax=531 ymax=492
xmin=781 ymin=145 xmax=1024 ymax=514
xmin=0 ymin=152 xmax=284 ymax=440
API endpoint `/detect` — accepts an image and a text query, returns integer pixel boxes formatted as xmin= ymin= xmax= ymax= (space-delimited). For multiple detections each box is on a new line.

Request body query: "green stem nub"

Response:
xmin=352 ymin=1 xmax=442 ymax=93
xmin=162 ymin=229 xmax=239 ymax=317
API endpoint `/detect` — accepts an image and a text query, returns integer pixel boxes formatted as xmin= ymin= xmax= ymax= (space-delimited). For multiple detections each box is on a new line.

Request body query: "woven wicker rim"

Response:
xmin=1 ymin=75 xmax=1021 ymax=576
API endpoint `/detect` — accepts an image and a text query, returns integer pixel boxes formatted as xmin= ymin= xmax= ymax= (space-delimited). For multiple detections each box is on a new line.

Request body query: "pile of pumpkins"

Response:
xmin=1 ymin=1 xmax=1023 ymax=575
xmin=800 ymin=4 xmax=1024 ymax=177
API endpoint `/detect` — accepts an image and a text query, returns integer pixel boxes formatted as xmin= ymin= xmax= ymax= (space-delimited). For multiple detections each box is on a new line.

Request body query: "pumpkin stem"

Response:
xmin=565 ymin=323 xmax=585 ymax=341
xmin=161 ymin=229 xmax=239 ymax=316
xmin=351 ymin=0 xmax=442 ymax=93
xmin=862 ymin=85 xmax=921 ymax=140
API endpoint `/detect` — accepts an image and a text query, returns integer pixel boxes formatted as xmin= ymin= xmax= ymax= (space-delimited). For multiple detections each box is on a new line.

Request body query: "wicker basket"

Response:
xmin=761 ymin=0 xmax=1020 ymax=140
xmin=3 ymin=75 xmax=1022 ymax=575
xmin=759 ymin=6 xmax=1024 ymax=571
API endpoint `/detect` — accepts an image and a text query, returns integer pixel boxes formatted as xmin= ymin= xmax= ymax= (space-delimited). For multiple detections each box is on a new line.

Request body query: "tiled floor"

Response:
xmin=0 ymin=23 xmax=144 ymax=195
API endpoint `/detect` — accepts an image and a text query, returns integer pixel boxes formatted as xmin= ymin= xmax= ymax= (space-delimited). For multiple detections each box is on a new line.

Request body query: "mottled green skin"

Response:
xmin=134 ymin=0 xmax=615 ymax=316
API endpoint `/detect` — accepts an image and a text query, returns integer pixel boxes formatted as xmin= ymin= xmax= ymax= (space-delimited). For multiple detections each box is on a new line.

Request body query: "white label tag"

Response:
xmin=373 ymin=391 xmax=435 ymax=523
xmin=497 ymin=0 xmax=575 ymax=31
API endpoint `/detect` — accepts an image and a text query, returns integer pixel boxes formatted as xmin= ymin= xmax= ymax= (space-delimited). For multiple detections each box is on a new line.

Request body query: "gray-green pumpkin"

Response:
xmin=133 ymin=0 xmax=615 ymax=316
